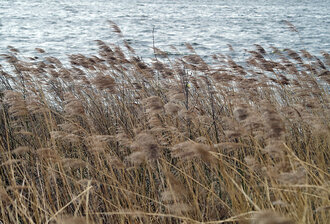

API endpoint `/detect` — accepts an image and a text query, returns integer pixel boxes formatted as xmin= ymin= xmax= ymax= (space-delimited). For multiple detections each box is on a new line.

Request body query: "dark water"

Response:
xmin=0 ymin=0 xmax=329 ymax=61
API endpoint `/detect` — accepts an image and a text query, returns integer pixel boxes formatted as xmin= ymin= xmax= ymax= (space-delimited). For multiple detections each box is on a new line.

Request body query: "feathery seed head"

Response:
xmin=251 ymin=211 xmax=294 ymax=224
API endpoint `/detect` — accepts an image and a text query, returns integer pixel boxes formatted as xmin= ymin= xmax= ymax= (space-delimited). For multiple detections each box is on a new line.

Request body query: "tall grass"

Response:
xmin=0 ymin=22 xmax=329 ymax=224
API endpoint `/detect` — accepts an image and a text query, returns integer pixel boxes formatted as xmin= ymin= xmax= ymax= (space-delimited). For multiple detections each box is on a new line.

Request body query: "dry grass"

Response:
xmin=0 ymin=23 xmax=329 ymax=224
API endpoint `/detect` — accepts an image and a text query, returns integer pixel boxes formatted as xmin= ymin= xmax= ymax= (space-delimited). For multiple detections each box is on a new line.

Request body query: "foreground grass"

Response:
xmin=0 ymin=24 xmax=329 ymax=223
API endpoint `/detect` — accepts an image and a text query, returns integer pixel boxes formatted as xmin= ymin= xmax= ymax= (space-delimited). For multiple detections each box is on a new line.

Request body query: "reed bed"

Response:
xmin=0 ymin=23 xmax=329 ymax=224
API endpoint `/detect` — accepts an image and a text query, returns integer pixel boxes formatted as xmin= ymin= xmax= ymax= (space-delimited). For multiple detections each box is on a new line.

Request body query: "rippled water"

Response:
xmin=1 ymin=0 xmax=329 ymax=61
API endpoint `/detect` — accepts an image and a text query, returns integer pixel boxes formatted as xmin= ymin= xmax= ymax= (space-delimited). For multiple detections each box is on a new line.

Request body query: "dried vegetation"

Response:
xmin=0 ymin=22 xmax=329 ymax=223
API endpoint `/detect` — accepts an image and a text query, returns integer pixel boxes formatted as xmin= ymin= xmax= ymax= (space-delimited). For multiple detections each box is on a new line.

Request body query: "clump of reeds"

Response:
xmin=0 ymin=22 xmax=329 ymax=224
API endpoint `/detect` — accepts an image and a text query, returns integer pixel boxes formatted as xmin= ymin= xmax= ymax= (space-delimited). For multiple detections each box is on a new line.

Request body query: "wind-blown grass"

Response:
xmin=0 ymin=22 xmax=329 ymax=224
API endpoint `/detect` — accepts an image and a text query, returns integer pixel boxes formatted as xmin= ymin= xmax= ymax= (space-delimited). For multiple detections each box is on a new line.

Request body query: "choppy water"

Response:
xmin=0 ymin=0 xmax=329 ymax=61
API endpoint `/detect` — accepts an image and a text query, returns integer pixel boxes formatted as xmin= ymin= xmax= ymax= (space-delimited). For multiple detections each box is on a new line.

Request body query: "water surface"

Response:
xmin=1 ymin=0 xmax=329 ymax=61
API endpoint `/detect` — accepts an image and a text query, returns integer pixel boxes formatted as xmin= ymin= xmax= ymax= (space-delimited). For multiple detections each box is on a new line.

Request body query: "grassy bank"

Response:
xmin=0 ymin=24 xmax=329 ymax=223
